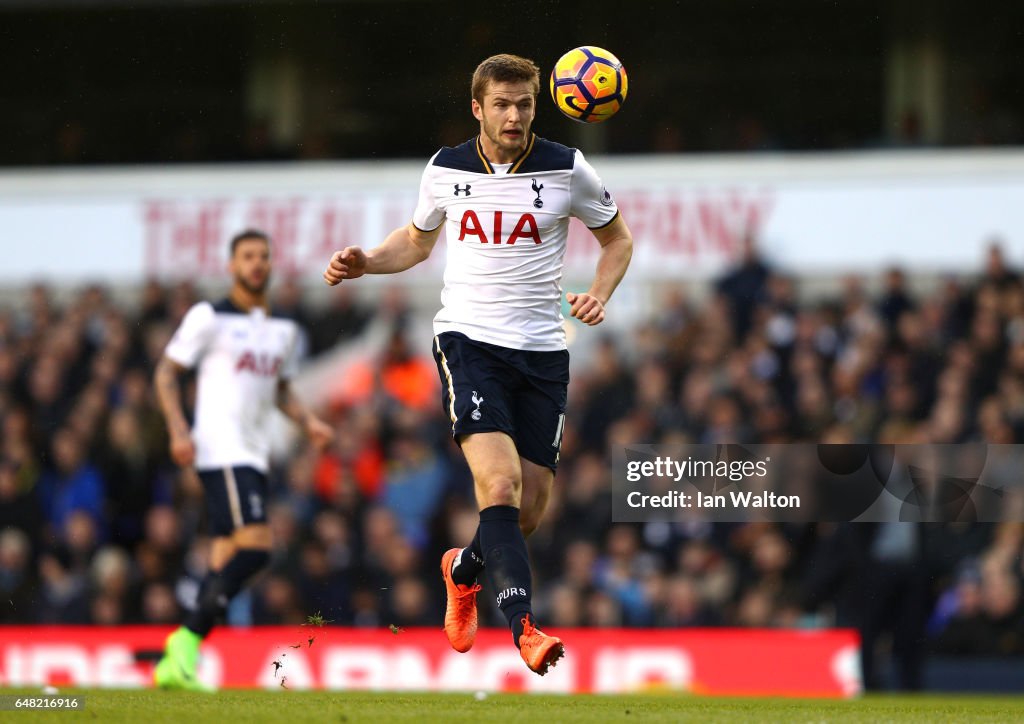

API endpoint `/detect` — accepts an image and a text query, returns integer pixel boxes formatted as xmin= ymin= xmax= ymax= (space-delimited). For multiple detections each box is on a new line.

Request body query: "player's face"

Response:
xmin=230 ymin=238 xmax=271 ymax=295
xmin=473 ymin=81 xmax=536 ymax=162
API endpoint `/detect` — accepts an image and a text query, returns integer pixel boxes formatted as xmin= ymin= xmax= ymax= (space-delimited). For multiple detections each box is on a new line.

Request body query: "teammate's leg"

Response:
xmin=184 ymin=524 xmax=271 ymax=638
xmin=156 ymin=524 xmax=270 ymax=690
xmin=156 ymin=467 xmax=271 ymax=690
xmin=461 ymin=431 xmax=564 ymax=674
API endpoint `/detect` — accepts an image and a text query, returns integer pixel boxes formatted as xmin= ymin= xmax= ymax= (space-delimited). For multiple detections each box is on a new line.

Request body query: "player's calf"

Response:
xmin=476 ymin=502 xmax=564 ymax=675
xmin=184 ymin=548 xmax=270 ymax=638
xmin=519 ymin=506 xmax=544 ymax=538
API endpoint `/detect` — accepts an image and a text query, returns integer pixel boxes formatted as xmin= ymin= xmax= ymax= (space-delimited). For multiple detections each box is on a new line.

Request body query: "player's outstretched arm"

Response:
xmin=276 ymin=380 xmax=335 ymax=450
xmin=567 ymin=214 xmax=633 ymax=326
xmin=323 ymin=222 xmax=442 ymax=285
xmin=154 ymin=356 xmax=196 ymax=467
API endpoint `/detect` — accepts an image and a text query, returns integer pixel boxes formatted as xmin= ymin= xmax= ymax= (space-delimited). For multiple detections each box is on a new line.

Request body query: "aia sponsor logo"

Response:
xmin=236 ymin=351 xmax=282 ymax=377
xmin=458 ymin=210 xmax=542 ymax=245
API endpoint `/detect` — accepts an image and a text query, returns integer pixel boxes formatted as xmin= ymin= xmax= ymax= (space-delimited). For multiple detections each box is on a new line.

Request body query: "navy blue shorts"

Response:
xmin=197 ymin=466 xmax=268 ymax=536
xmin=432 ymin=332 xmax=569 ymax=471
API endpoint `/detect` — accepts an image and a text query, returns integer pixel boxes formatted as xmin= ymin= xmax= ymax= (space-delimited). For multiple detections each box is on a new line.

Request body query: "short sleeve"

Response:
xmin=280 ymin=323 xmax=302 ymax=381
xmin=411 ymin=153 xmax=445 ymax=232
xmin=569 ymin=150 xmax=619 ymax=230
xmin=164 ymin=302 xmax=215 ymax=369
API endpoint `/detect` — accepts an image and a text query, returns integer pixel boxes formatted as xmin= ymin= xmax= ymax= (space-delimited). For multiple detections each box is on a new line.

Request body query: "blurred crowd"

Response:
xmin=3 ymin=241 xmax=1024 ymax=689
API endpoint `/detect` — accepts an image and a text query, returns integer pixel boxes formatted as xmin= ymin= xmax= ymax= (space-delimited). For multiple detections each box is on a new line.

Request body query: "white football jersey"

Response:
xmin=413 ymin=134 xmax=619 ymax=351
xmin=164 ymin=298 xmax=301 ymax=473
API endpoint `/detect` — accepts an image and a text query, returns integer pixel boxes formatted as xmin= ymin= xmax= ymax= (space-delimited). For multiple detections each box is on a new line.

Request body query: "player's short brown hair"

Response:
xmin=229 ymin=228 xmax=271 ymax=256
xmin=471 ymin=54 xmax=541 ymax=102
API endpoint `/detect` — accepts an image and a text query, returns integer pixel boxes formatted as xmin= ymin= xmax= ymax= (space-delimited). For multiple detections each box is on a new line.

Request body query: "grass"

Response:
xmin=2 ymin=689 xmax=1023 ymax=723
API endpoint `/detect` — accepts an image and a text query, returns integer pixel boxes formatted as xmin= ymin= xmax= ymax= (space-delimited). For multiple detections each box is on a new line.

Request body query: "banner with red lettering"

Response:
xmin=0 ymin=627 xmax=861 ymax=698
xmin=5 ymin=152 xmax=1021 ymax=284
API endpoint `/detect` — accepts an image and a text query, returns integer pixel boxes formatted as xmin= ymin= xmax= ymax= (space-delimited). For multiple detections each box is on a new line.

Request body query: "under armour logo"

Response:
xmin=471 ymin=390 xmax=484 ymax=420
xmin=454 ymin=183 xmax=472 ymax=196
xmin=531 ymin=179 xmax=544 ymax=209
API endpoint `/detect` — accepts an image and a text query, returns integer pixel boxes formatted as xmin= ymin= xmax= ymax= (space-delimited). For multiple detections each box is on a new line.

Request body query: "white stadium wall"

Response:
xmin=1 ymin=149 xmax=1023 ymax=286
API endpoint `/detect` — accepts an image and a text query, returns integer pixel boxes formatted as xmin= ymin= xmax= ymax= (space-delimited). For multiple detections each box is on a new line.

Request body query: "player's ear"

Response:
xmin=471 ymin=98 xmax=483 ymax=121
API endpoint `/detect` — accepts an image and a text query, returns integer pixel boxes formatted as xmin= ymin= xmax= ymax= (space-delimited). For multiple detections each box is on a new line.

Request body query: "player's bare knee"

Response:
xmin=479 ymin=475 xmax=521 ymax=508
xmin=232 ymin=524 xmax=272 ymax=550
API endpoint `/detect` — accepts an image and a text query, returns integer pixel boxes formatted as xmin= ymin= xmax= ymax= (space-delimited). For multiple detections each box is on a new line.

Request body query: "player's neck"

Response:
xmin=229 ymin=286 xmax=268 ymax=313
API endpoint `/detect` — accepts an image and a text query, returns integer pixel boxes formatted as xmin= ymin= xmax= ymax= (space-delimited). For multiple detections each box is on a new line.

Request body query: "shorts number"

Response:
xmin=551 ymin=413 xmax=566 ymax=450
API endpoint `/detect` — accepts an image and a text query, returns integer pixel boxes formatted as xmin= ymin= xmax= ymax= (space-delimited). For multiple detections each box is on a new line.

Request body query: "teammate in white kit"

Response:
xmin=153 ymin=229 xmax=334 ymax=690
xmin=323 ymin=54 xmax=632 ymax=675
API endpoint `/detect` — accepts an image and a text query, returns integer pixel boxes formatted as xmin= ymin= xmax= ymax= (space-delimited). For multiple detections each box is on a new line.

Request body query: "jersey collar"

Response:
xmin=475 ymin=133 xmax=536 ymax=175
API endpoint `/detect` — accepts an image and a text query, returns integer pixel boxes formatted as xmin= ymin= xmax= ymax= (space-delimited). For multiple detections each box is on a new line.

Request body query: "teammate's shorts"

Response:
xmin=432 ymin=331 xmax=569 ymax=471
xmin=197 ymin=466 xmax=268 ymax=536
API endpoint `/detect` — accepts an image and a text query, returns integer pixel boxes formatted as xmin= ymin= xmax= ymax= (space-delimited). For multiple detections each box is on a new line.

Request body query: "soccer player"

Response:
xmin=153 ymin=229 xmax=334 ymax=690
xmin=323 ymin=54 xmax=632 ymax=674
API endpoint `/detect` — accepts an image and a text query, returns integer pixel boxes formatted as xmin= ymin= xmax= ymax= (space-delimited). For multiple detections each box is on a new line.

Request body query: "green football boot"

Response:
xmin=153 ymin=626 xmax=216 ymax=692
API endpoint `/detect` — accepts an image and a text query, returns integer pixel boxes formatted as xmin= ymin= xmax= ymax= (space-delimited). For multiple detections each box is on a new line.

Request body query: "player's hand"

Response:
xmin=305 ymin=416 xmax=335 ymax=451
xmin=323 ymin=247 xmax=368 ymax=285
xmin=566 ymin=292 xmax=606 ymax=326
xmin=169 ymin=431 xmax=196 ymax=467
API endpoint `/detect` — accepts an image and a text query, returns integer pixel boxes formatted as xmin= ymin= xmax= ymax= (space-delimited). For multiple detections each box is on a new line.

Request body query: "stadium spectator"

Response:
xmin=37 ymin=547 xmax=89 ymax=624
xmin=716 ymin=234 xmax=773 ymax=339
xmin=0 ymin=528 xmax=37 ymax=623
xmin=88 ymin=546 xmax=135 ymax=625
xmin=99 ymin=407 xmax=158 ymax=547
xmin=878 ymin=266 xmax=916 ymax=332
xmin=36 ymin=427 xmax=107 ymax=542
xmin=980 ymin=241 xmax=1019 ymax=292
xmin=0 ymin=456 xmax=42 ymax=547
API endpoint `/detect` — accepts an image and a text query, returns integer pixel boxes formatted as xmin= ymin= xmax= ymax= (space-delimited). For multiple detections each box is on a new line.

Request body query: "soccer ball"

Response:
xmin=549 ymin=46 xmax=628 ymax=123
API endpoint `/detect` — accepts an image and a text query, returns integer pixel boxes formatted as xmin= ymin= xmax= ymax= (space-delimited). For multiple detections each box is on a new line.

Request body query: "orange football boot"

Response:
xmin=518 ymin=616 xmax=565 ymax=675
xmin=440 ymin=547 xmax=482 ymax=653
